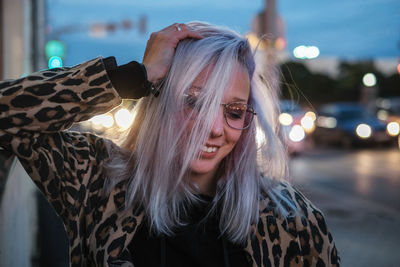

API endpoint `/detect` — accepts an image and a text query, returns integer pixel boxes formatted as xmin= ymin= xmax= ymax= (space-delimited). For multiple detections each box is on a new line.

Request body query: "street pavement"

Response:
xmin=290 ymin=147 xmax=400 ymax=267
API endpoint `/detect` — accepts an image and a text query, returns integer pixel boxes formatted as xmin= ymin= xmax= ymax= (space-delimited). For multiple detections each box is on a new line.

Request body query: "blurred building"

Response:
xmin=0 ymin=0 xmax=47 ymax=266
xmin=250 ymin=0 xmax=286 ymax=91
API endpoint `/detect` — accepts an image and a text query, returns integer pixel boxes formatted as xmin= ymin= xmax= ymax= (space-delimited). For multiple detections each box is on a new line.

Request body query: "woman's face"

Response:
xmin=187 ymin=65 xmax=251 ymax=179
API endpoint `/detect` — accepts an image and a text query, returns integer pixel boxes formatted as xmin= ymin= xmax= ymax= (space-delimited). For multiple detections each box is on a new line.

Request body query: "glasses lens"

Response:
xmin=225 ymin=103 xmax=254 ymax=129
xmin=184 ymin=94 xmax=197 ymax=109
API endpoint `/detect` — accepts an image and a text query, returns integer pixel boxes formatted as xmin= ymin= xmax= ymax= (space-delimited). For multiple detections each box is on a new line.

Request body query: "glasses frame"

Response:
xmin=221 ymin=102 xmax=257 ymax=130
xmin=183 ymin=93 xmax=257 ymax=130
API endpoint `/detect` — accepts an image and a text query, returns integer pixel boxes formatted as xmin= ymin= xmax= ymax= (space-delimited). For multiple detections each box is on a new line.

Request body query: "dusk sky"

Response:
xmin=47 ymin=0 xmax=400 ymax=66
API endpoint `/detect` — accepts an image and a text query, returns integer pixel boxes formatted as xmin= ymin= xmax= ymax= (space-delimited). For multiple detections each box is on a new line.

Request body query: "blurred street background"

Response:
xmin=0 ymin=0 xmax=399 ymax=266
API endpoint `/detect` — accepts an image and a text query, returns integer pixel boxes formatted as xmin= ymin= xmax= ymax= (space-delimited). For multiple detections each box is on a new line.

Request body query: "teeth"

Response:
xmin=201 ymin=146 xmax=217 ymax=153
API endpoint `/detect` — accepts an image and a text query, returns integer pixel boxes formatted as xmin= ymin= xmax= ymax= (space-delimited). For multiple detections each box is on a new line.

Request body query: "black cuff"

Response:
xmin=103 ymin=56 xmax=118 ymax=71
xmin=138 ymin=64 xmax=160 ymax=97
xmin=104 ymin=57 xmax=156 ymax=99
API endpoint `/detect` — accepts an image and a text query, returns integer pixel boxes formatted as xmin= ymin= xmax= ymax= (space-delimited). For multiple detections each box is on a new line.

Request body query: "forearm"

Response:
xmin=0 ymin=57 xmax=122 ymax=134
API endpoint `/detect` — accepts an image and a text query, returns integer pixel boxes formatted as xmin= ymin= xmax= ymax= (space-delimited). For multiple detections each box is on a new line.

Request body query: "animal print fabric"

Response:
xmin=0 ymin=57 xmax=339 ymax=266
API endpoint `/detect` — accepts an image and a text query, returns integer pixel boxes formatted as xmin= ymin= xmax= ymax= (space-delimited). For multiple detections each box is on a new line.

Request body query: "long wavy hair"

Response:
xmin=105 ymin=21 xmax=293 ymax=244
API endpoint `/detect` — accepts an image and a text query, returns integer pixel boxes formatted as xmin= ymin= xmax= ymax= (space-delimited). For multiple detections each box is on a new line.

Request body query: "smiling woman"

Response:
xmin=182 ymin=64 xmax=251 ymax=194
xmin=0 ymin=21 xmax=339 ymax=266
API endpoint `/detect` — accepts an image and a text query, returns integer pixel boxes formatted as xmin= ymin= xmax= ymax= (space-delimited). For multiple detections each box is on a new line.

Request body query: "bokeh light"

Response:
xmin=275 ymin=37 xmax=286 ymax=50
xmin=293 ymin=45 xmax=306 ymax=59
xmin=387 ymin=122 xmax=400 ymax=136
xmin=362 ymin=73 xmax=377 ymax=87
xmin=289 ymin=125 xmax=305 ymax=142
xmin=48 ymin=56 xmax=63 ymax=69
xmin=89 ymin=114 xmax=114 ymax=129
xmin=293 ymin=45 xmax=320 ymax=59
xmin=377 ymin=110 xmax=389 ymax=120
xmin=317 ymin=116 xmax=337 ymax=128
xmin=279 ymin=113 xmax=293 ymax=126
xmin=305 ymin=111 xmax=317 ymax=121
xmin=101 ymin=114 xmax=114 ymax=128
xmin=301 ymin=116 xmax=315 ymax=133
xmin=356 ymin=124 xmax=372 ymax=138
xmin=115 ymin=108 xmax=134 ymax=128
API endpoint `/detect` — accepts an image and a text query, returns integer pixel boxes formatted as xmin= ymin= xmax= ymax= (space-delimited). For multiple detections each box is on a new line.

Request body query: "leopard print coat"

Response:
xmin=0 ymin=57 xmax=340 ymax=266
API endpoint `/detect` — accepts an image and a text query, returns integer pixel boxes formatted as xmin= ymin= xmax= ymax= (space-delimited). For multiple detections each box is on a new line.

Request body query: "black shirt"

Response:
xmin=128 ymin=195 xmax=250 ymax=267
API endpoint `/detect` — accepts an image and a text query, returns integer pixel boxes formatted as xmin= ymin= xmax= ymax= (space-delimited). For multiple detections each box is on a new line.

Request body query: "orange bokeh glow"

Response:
xmin=275 ymin=37 xmax=286 ymax=50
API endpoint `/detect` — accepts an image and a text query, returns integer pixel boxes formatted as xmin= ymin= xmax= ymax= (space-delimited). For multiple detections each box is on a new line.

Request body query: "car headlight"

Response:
xmin=356 ymin=124 xmax=372 ymax=138
xmin=387 ymin=122 xmax=400 ymax=136
xmin=300 ymin=115 xmax=315 ymax=133
xmin=304 ymin=111 xmax=316 ymax=121
xmin=279 ymin=113 xmax=293 ymax=126
xmin=289 ymin=125 xmax=305 ymax=142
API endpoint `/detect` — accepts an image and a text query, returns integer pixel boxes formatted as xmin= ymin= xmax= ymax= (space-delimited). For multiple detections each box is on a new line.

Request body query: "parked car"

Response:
xmin=313 ymin=102 xmax=396 ymax=147
xmin=375 ymin=97 xmax=400 ymax=137
xmin=279 ymin=100 xmax=316 ymax=155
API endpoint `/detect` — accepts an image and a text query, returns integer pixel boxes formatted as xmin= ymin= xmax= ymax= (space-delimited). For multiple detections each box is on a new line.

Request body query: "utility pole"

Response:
xmin=31 ymin=0 xmax=47 ymax=71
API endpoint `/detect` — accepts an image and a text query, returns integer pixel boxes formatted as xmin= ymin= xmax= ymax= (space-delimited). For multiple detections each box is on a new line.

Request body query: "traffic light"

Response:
xmin=45 ymin=40 xmax=65 ymax=68
xmin=48 ymin=56 xmax=63 ymax=69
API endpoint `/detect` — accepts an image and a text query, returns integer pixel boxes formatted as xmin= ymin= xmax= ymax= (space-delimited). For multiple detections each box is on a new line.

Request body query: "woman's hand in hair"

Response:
xmin=142 ymin=23 xmax=203 ymax=84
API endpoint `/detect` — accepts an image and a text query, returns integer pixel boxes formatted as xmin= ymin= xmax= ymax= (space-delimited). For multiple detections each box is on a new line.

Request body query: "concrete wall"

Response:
xmin=0 ymin=0 xmax=39 ymax=266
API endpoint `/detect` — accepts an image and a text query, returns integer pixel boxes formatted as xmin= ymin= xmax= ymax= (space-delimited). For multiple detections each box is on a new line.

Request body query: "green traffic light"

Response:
xmin=45 ymin=40 xmax=65 ymax=59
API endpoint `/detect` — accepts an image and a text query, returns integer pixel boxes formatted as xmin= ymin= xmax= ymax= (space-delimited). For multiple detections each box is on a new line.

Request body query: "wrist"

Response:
xmin=140 ymin=63 xmax=160 ymax=97
xmin=142 ymin=63 xmax=158 ymax=84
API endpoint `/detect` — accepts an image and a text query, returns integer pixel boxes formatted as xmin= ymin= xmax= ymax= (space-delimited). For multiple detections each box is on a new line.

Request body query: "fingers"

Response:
xmin=164 ymin=23 xmax=203 ymax=41
xmin=174 ymin=23 xmax=182 ymax=32
xmin=176 ymin=23 xmax=204 ymax=40
xmin=142 ymin=23 xmax=203 ymax=84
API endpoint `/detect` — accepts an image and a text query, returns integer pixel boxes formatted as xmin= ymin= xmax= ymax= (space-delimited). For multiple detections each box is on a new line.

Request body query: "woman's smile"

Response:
xmin=199 ymin=144 xmax=219 ymax=158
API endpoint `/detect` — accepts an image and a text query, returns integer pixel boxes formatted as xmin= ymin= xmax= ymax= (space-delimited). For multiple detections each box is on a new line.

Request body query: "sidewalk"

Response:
xmin=296 ymin=182 xmax=400 ymax=267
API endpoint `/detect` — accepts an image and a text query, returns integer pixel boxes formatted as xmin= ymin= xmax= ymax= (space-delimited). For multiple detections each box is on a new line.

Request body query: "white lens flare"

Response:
xmin=101 ymin=114 xmax=114 ymax=128
xmin=279 ymin=113 xmax=293 ymax=126
xmin=301 ymin=115 xmax=315 ymax=132
xmin=306 ymin=46 xmax=320 ymax=59
xmin=362 ymin=73 xmax=377 ymax=87
xmin=293 ymin=45 xmax=319 ymax=59
xmin=90 ymin=114 xmax=114 ymax=130
xmin=90 ymin=115 xmax=103 ymax=126
xmin=289 ymin=125 xmax=305 ymax=142
xmin=387 ymin=122 xmax=400 ymax=136
xmin=115 ymin=108 xmax=134 ymax=129
xmin=293 ymin=45 xmax=307 ymax=59
xmin=305 ymin=111 xmax=316 ymax=121
xmin=356 ymin=124 xmax=372 ymax=138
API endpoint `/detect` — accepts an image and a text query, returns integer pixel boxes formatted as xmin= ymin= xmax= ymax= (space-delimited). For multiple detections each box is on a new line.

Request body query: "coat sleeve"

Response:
xmin=287 ymin=183 xmax=341 ymax=266
xmin=0 ymin=57 xmax=122 ymax=226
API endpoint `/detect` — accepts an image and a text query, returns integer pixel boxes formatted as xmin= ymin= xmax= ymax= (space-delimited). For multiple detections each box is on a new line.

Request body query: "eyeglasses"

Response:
xmin=184 ymin=94 xmax=256 ymax=130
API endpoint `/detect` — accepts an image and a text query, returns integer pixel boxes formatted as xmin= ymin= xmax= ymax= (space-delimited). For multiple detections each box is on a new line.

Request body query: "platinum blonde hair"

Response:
xmin=105 ymin=21 xmax=293 ymax=244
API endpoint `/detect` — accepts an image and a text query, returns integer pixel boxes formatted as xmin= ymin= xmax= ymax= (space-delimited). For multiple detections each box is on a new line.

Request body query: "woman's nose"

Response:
xmin=210 ymin=109 xmax=224 ymax=137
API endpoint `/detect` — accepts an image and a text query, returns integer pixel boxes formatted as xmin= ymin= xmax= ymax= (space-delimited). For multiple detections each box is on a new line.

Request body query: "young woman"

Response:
xmin=0 ymin=22 xmax=339 ymax=266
